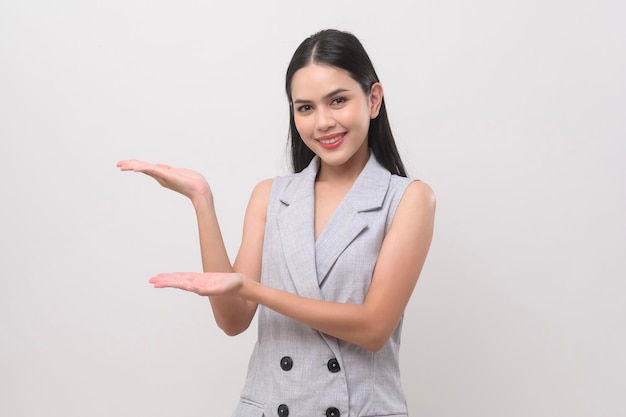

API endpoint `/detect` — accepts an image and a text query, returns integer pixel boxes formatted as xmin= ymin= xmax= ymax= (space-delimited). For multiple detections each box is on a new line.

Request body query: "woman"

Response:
xmin=118 ymin=29 xmax=435 ymax=417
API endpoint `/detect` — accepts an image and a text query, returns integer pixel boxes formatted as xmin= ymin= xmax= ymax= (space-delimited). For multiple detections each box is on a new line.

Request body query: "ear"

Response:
xmin=369 ymin=82 xmax=384 ymax=119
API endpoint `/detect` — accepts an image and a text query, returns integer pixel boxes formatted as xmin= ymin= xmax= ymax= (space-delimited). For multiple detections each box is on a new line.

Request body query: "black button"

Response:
xmin=278 ymin=404 xmax=289 ymax=416
xmin=326 ymin=407 xmax=340 ymax=417
xmin=280 ymin=356 xmax=293 ymax=371
xmin=327 ymin=358 xmax=341 ymax=373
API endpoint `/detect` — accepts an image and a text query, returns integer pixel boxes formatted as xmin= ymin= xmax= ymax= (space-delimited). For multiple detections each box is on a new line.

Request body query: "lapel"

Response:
xmin=277 ymin=157 xmax=322 ymax=300
xmin=315 ymin=153 xmax=391 ymax=285
xmin=278 ymin=152 xmax=392 ymax=295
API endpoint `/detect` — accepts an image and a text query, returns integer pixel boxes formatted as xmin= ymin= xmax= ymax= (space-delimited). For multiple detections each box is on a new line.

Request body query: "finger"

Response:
xmin=132 ymin=162 xmax=156 ymax=173
xmin=149 ymin=273 xmax=196 ymax=292
xmin=117 ymin=159 xmax=152 ymax=172
xmin=134 ymin=163 xmax=170 ymax=177
xmin=116 ymin=160 xmax=138 ymax=171
xmin=149 ymin=273 xmax=177 ymax=287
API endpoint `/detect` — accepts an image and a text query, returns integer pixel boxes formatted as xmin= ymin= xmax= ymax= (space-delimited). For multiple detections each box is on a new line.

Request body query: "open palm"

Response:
xmin=116 ymin=159 xmax=209 ymax=200
xmin=148 ymin=272 xmax=245 ymax=297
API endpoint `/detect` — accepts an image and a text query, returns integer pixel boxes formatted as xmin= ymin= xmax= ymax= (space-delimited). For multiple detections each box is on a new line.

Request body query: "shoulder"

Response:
xmin=252 ymin=178 xmax=274 ymax=196
xmin=382 ymin=180 xmax=436 ymax=252
xmin=250 ymin=177 xmax=274 ymax=202
xmin=245 ymin=178 xmax=274 ymax=217
xmin=248 ymin=167 xmax=311 ymax=206
xmin=392 ymin=180 xmax=436 ymax=226
xmin=385 ymin=174 xmax=435 ymax=211
xmin=401 ymin=180 xmax=436 ymax=210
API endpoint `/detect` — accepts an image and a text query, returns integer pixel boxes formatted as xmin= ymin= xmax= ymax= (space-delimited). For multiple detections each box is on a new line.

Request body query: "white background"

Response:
xmin=1 ymin=1 xmax=624 ymax=416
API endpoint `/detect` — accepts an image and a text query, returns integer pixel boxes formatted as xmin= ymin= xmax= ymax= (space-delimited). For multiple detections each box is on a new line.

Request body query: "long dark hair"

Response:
xmin=285 ymin=29 xmax=407 ymax=177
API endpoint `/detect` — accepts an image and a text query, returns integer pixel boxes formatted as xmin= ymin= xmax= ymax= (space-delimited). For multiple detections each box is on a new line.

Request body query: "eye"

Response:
xmin=331 ymin=97 xmax=347 ymax=106
xmin=296 ymin=104 xmax=312 ymax=113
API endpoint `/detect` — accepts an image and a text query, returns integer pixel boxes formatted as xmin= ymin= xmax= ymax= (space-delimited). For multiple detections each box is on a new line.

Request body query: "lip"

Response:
xmin=316 ymin=132 xmax=346 ymax=149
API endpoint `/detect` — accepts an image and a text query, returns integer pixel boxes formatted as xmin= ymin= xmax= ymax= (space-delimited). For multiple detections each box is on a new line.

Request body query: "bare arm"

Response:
xmin=116 ymin=160 xmax=270 ymax=335
xmin=151 ymin=180 xmax=436 ymax=351
xmin=208 ymin=179 xmax=271 ymax=334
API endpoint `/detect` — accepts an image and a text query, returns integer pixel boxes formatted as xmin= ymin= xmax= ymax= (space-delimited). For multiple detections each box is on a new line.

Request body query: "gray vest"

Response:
xmin=232 ymin=153 xmax=413 ymax=417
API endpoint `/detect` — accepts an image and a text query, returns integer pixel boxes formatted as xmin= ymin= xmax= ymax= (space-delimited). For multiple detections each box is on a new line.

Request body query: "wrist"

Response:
xmin=190 ymin=187 xmax=214 ymax=209
xmin=238 ymin=275 xmax=259 ymax=302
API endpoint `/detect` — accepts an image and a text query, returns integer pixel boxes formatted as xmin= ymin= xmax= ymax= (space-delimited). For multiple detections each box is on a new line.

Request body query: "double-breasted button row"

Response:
xmin=278 ymin=357 xmax=340 ymax=417
xmin=277 ymin=404 xmax=339 ymax=417
xmin=279 ymin=356 xmax=341 ymax=373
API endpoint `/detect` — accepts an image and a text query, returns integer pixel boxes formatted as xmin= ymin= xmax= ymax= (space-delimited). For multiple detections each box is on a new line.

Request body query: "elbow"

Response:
xmin=212 ymin=302 xmax=255 ymax=336
xmin=362 ymin=335 xmax=388 ymax=353
xmin=221 ymin=326 xmax=246 ymax=337
xmin=359 ymin=324 xmax=393 ymax=352
xmin=362 ymin=340 xmax=387 ymax=353
xmin=217 ymin=319 xmax=251 ymax=337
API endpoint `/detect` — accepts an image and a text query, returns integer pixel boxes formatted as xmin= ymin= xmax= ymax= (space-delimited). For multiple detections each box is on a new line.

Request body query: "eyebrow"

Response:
xmin=292 ymin=88 xmax=350 ymax=104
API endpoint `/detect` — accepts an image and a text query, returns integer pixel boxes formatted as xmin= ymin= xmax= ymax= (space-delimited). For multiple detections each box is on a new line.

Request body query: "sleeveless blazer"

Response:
xmin=232 ymin=152 xmax=414 ymax=417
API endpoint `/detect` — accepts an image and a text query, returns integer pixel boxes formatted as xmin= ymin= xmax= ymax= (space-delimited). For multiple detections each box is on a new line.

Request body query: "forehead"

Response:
xmin=290 ymin=63 xmax=360 ymax=99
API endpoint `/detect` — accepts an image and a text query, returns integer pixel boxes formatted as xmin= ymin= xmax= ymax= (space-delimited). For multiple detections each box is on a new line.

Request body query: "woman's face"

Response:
xmin=290 ymin=63 xmax=382 ymax=171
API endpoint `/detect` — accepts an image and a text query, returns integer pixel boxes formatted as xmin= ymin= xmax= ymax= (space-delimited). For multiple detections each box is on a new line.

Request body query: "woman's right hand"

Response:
xmin=116 ymin=159 xmax=211 ymax=202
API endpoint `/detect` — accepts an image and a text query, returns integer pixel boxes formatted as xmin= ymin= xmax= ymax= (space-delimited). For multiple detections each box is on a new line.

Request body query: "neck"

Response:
xmin=316 ymin=147 xmax=370 ymax=185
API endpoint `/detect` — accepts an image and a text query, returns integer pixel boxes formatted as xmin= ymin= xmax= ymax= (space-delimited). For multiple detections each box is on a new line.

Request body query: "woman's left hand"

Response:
xmin=149 ymin=272 xmax=245 ymax=297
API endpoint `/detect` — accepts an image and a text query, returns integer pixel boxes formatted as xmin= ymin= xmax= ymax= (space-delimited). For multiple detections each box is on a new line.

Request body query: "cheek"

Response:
xmin=294 ymin=116 xmax=313 ymax=137
xmin=341 ymin=105 xmax=370 ymax=129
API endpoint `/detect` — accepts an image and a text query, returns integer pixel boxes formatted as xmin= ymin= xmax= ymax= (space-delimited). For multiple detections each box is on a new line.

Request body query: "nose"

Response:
xmin=316 ymin=107 xmax=336 ymax=131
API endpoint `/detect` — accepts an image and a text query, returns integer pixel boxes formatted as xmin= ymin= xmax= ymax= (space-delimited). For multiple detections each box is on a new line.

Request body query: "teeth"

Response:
xmin=320 ymin=134 xmax=343 ymax=144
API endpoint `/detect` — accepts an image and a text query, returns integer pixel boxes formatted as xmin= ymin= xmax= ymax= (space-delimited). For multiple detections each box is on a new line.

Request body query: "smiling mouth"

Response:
xmin=317 ymin=133 xmax=345 ymax=145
